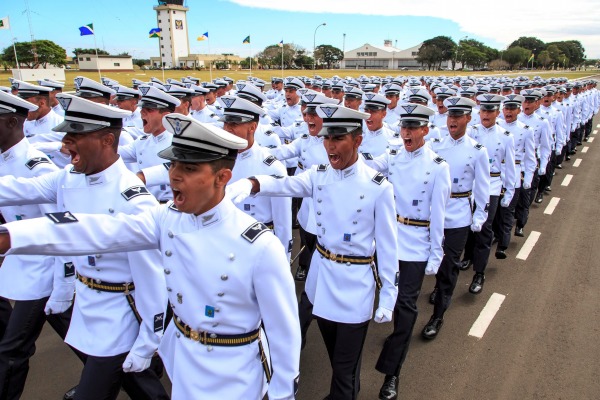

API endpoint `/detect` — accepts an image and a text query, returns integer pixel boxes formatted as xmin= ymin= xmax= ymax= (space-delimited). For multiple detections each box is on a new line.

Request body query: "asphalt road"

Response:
xmin=22 ymin=112 xmax=600 ymax=399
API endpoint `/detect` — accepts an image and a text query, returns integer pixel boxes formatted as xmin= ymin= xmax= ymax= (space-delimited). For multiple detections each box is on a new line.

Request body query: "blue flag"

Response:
xmin=79 ymin=23 xmax=94 ymax=36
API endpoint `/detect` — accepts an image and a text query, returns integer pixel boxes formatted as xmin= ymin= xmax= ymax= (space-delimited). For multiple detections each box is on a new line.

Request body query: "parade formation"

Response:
xmin=0 ymin=71 xmax=598 ymax=400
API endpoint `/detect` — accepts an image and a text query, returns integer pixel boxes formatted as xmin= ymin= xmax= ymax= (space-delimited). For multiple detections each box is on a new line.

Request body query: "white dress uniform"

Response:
xmin=429 ymin=136 xmax=490 ymax=229
xmin=540 ymin=104 xmax=566 ymax=154
xmin=3 ymin=199 xmax=300 ymax=400
xmin=497 ymin=119 xmax=537 ymax=189
xmin=518 ymin=112 xmax=553 ymax=173
xmin=432 ymin=111 xmax=448 ymax=128
xmin=123 ymin=107 xmax=144 ymax=131
xmin=23 ymin=109 xmax=63 ymax=139
xmin=231 ymin=143 xmax=292 ymax=259
xmin=272 ymin=119 xmax=306 ymax=169
xmin=383 ymin=106 xmax=401 ymax=127
xmin=368 ymin=145 xmax=450 ymax=269
xmin=359 ymin=125 xmax=395 ymax=157
xmin=191 ymin=106 xmax=222 ymax=126
xmin=206 ymin=101 xmax=224 ymax=117
xmin=469 ymin=124 xmax=517 ymax=203
xmin=23 ymin=109 xmax=71 ymax=168
xmin=255 ymin=158 xmax=399 ymax=323
xmin=0 ymin=158 xmax=167 ymax=359
xmin=254 ymin=121 xmax=282 ymax=149
xmin=52 ymin=103 xmax=65 ymax=117
xmin=0 ymin=138 xmax=69 ymax=301
xmin=119 ymin=130 xmax=173 ymax=202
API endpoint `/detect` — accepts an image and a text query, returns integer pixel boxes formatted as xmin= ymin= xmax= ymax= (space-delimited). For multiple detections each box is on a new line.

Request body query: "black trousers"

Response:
xmin=298 ymin=226 xmax=317 ymax=271
xmin=539 ymin=152 xmax=556 ymax=191
xmin=463 ymin=195 xmax=499 ymax=274
xmin=376 ymin=260 xmax=427 ymax=377
xmin=316 ymin=317 xmax=369 ymax=400
xmin=0 ymin=297 xmax=83 ymax=400
xmin=556 ymin=145 xmax=567 ymax=165
xmin=298 ymin=291 xmax=314 ymax=350
xmin=433 ymin=227 xmax=470 ymax=319
xmin=0 ymin=298 xmax=11 ymax=339
xmin=494 ymin=188 xmax=521 ymax=251
xmin=584 ymin=119 xmax=593 ymax=138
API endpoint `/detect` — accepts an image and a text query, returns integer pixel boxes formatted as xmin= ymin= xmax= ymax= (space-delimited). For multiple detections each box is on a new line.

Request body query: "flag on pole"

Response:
xmin=79 ymin=23 xmax=94 ymax=36
xmin=0 ymin=17 xmax=9 ymax=30
xmin=149 ymin=28 xmax=161 ymax=38
xmin=277 ymin=40 xmax=283 ymax=48
xmin=528 ymin=54 xmax=535 ymax=62
xmin=197 ymin=32 xmax=208 ymax=41
xmin=243 ymin=36 xmax=250 ymax=44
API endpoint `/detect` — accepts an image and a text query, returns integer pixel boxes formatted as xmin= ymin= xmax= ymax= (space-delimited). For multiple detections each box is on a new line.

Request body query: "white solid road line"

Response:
xmin=516 ymin=231 xmax=541 ymax=261
xmin=561 ymin=174 xmax=573 ymax=186
xmin=573 ymin=158 xmax=582 ymax=167
xmin=544 ymin=197 xmax=560 ymax=215
xmin=588 ymin=137 xmax=594 ymax=143
xmin=469 ymin=293 xmax=506 ymax=339
xmin=582 ymin=146 xmax=589 ymax=153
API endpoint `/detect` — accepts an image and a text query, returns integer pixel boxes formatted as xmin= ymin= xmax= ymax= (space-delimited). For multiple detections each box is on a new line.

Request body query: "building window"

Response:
xmin=158 ymin=19 xmax=161 ymax=23
xmin=114 ymin=63 xmax=120 ymax=67
xmin=357 ymin=52 xmax=377 ymax=57
xmin=161 ymin=45 xmax=164 ymax=48
xmin=162 ymin=53 xmax=165 ymax=57
xmin=86 ymin=57 xmax=91 ymax=61
xmin=412 ymin=52 xmax=418 ymax=56
xmin=79 ymin=57 xmax=83 ymax=61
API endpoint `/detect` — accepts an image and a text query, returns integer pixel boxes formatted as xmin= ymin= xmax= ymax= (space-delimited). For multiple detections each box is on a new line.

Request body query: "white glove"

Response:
xmin=225 ymin=179 xmax=253 ymax=204
xmin=374 ymin=307 xmax=393 ymax=323
xmin=538 ymin=167 xmax=546 ymax=176
xmin=470 ymin=222 xmax=482 ymax=232
xmin=500 ymin=197 xmax=511 ymax=207
xmin=424 ymin=262 xmax=439 ymax=276
xmin=523 ymin=182 xmax=531 ymax=190
xmin=122 ymin=352 xmax=152 ymax=373
xmin=44 ymin=299 xmax=72 ymax=315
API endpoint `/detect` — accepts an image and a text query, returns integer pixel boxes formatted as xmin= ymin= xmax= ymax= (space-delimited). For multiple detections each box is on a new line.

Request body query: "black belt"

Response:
xmin=515 ymin=160 xmax=522 ymax=165
xmin=264 ymin=221 xmax=274 ymax=230
xmin=173 ymin=312 xmax=260 ymax=346
xmin=490 ymin=172 xmax=501 ymax=177
xmin=316 ymin=243 xmax=374 ymax=265
xmin=76 ymin=273 xmax=135 ymax=293
xmin=450 ymin=191 xmax=472 ymax=198
xmin=396 ymin=214 xmax=430 ymax=227
xmin=297 ymin=161 xmax=305 ymax=170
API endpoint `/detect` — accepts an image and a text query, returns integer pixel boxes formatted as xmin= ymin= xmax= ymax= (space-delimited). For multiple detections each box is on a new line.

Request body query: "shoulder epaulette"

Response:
xmin=294 ymin=121 xmax=302 ymax=127
xmin=168 ymin=202 xmax=181 ymax=212
xmin=265 ymin=130 xmax=274 ymax=136
xmin=25 ymin=157 xmax=50 ymax=170
xmin=504 ymin=130 xmax=510 ymax=136
xmin=121 ymin=186 xmax=150 ymax=201
xmin=263 ymin=155 xmax=276 ymax=166
xmin=432 ymin=138 xmax=441 ymax=143
xmin=361 ymin=152 xmax=373 ymax=160
xmin=301 ymin=134 xmax=308 ymax=139
xmin=140 ymin=135 xmax=148 ymax=140
xmin=434 ymin=156 xmax=445 ymax=164
xmin=241 ymin=222 xmax=269 ymax=243
xmin=372 ymin=172 xmax=386 ymax=185
xmin=389 ymin=149 xmax=398 ymax=155
xmin=163 ymin=162 xmax=171 ymax=170
xmin=46 ymin=211 xmax=78 ymax=224
xmin=524 ymin=125 xmax=530 ymax=129
xmin=475 ymin=143 xmax=484 ymax=150
xmin=317 ymin=164 xmax=328 ymax=171
xmin=69 ymin=166 xmax=82 ymax=174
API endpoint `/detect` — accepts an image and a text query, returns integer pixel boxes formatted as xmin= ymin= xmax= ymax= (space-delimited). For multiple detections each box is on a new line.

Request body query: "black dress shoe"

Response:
xmin=469 ymin=273 xmax=485 ymax=294
xmin=429 ymin=288 xmax=438 ymax=305
xmin=535 ymin=193 xmax=543 ymax=204
xmin=422 ymin=316 xmax=444 ymax=340
xmin=555 ymin=164 xmax=563 ymax=169
xmin=63 ymin=386 xmax=78 ymax=400
xmin=495 ymin=249 xmax=507 ymax=259
xmin=294 ymin=266 xmax=308 ymax=281
xmin=584 ymin=137 xmax=589 ymax=142
xmin=379 ymin=375 xmax=399 ymax=400
xmin=459 ymin=259 xmax=472 ymax=271
xmin=544 ymin=186 xmax=552 ymax=192
xmin=515 ymin=227 xmax=524 ymax=237
xmin=492 ymin=236 xmax=499 ymax=244
xmin=565 ymin=155 xmax=571 ymax=161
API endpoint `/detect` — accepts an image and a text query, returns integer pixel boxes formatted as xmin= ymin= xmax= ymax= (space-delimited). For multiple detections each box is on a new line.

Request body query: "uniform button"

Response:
xmin=353 ymin=221 xmax=357 ymax=224
xmin=210 ymin=333 xmax=217 ymax=339
xmin=346 ymin=262 xmax=351 ymax=266
xmin=221 ymin=274 xmax=228 ymax=281
xmin=389 ymin=172 xmax=393 ymax=175
xmin=391 ymin=163 xmax=395 ymax=166
xmin=360 ymin=195 xmax=364 ymax=199
xmin=176 ymin=331 xmax=181 ymax=338
xmin=95 ymin=279 xmax=102 ymax=284
xmin=165 ymin=250 xmax=172 ymax=257
xmin=207 ymin=345 xmax=213 ymax=352
xmin=229 ymin=253 xmax=235 ymax=261
xmin=357 ymin=209 xmax=362 ymax=213
xmin=96 ymin=254 xmax=102 ymax=259
xmin=167 ymin=287 xmax=172 ymax=292
xmin=251 ymin=213 xmax=255 ymax=216
xmin=164 ymin=269 xmax=171 ymax=275
xmin=138 ymin=161 xmax=142 ymax=164
xmin=168 ymin=231 xmax=174 ymax=238
xmin=317 ymin=211 xmax=321 ymax=215
xmin=215 ymin=308 xmax=220 ymax=312
xmin=317 ymin=199 xmax=322 ymax=203
xmin=218 ymin=292 xmax=224 ymax=297
xmin=108 ymin=208 xmax=114 ymax=213
xmin=317 ymin=222 xmax=321 ymax=227
xmin=318 ymin=235 xmax=322 ymax=238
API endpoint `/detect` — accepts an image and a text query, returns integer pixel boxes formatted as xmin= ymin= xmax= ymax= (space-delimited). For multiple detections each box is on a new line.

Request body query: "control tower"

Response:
xmin=153 ymin=0 xmax=190 ymax=68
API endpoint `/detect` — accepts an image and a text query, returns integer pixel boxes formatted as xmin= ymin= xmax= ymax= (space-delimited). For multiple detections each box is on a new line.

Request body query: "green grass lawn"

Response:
xmin=1 ymin=68 xmax=598 ymax=91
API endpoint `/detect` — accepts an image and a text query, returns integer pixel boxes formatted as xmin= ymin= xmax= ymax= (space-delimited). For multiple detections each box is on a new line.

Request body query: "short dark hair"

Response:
xmin=208 ymin=157 xmax=236 ymax=173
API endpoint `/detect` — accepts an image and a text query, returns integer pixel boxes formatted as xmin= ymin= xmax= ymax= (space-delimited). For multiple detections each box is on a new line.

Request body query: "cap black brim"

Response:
xmin=158 ymin=146 xmax=234 ymax=163
xmin=53 ymin=120 xmax=109 ymax=133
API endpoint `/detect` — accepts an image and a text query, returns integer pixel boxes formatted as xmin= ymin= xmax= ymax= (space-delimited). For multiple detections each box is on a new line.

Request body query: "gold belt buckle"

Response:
xmin=123 ymin=282 xmax=130 ymax=295
xmin=80 ymin=276 xmax=89 ymax=285
xmin=189 ymin=329 xmax=199 ymax=342
xmin=329 ymin=252 xmax=336 ymax=262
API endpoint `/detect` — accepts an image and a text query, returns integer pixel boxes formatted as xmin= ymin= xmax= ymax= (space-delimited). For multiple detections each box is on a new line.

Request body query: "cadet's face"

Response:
xmin=542 ymin=95 xmax=553 ymax=106
xmin=62 ymin=130 xmax=110 ymax=174
xmin=385 ymin=94 xmax=399 ymax=109
xmin=140 ymin=107 xmax=168 ymax=135
xmin=344 ymin=97 xmax=361 ymax=110
xmin=436 ymin=98 xmax=447 ymax=113
xmin=323 ymin=133 xmax=362 ymax=170
xmin=169 ymin=161 xmax=229 ymax=215
xmin=365 ymin=109 xmax=386 ymax=131
xmin=272 ymin=82 xmax=283 ymax=91
xmin=190 ymin=95 xmax=206 ymax=110
xmin=522 ymin=98 xmax=537 ymax=115
xmin=331 ymin=89 xmax=344 ymax=101
xmin=115 ymin=97 xmax=138 ymax=112
xmin=503 ymin=105 xmax=520 ymax=123
xmin=285 ymin=88 xmax=299 ymax=106
xmin=400 ymin=125 xmax=428 ymax=152
xmin=205 ymin=91 xmax=216 ymax=104
xmin=479 ymin=108 xmax=499 ymax=128
xmin=322 ymin=88 xmax=332 ymax=98
xmin=446 ymin=114 xmax=471 ymax=139
xmin=223 ymin=121 xmax=255 ymax=151
xmin=305 ymin=113 xmax=323 ymax=136
xmin=174 ymin=99 xmax=190 ymax=115
xmin=216 ymin=87 xmax=226 ymax=97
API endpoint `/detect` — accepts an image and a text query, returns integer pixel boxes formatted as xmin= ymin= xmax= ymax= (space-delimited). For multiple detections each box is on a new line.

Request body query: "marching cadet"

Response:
xmin=265 ymin=76 xmax=285 ymax=105
xmin=538 ymin=87 xmax=566 ymax=193
xmin=462 ymin=94 xmax=516 ymax=294
xmin=38 ymin=79 xmax=65 ymax=117
xmin=112 ymin=85 xmax=144 ymax=135
xmin=229 ymin=103 xmax=398 ymax=400
xmin=234 ymin=81 xmax=282 ymax=150
xmin=382 ymin=83 xmax=403 ymax=128
xmin=424 ymin=97 xmax=490 ymax=340
xmin=165 ymin=84 xmax=196 ymax=116
xmin=0 ymin=94 xmax=168 ymax=400
xmin=431 ymin=87 xmax=457 ymax=127
xmin=359 ymin=92 xmax=395 ymax=157
xmin=343 ymin=86 xmax=364 ymax=111
xmin=204 ymin=82 xmax=224 ymax=117
xmin=364 ymin=104 xmax=450 ymax=400
xmin=554 ymin=87 xmax=573 ymax=168
xmin=188 ymin=83 xmax=222 ymax=126
xmin=118 ymin=85 xmax=180 ymax=203
xmin=0 ymin=115 xmax=301 ymax=400
xmin=330 ymin=80 xmax=345 ymax=104
xmin=494 ymin=95 xmax=536 ymax=254
xmin=0 ymin=91 xmax=82 ymax=400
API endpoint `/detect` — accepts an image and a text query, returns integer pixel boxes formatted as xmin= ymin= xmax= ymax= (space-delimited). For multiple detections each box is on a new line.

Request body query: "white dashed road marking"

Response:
xmin=588 ymin=137 xmax=594 ymax=143
xmin=516 ymin=231 xmax=541 ymax=261
xmin=561 ymin=174 xmax=573 ymax=186
xmin=582 ymin=146 xmax=589 ymax=153
xmin=469 ymin=293 xmax=506 ymax=339
xmin=573 ymin=158 xmax=582 ymax=167
xmin=544 ymin=197 xmax=560 ymax=215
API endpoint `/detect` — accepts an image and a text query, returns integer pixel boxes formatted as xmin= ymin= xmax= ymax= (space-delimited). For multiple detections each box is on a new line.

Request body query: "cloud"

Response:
xmin=228 ymin=0 xmax=600 ymax=57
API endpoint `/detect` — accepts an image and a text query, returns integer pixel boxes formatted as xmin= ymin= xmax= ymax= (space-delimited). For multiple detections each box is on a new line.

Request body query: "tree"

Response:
xmin=133 ymin=59 xmax=147 ymax=69
xmin=293 ymin=49 xmax=312 ymax=69
xmin=314 ymin=44 xmax=343 ymax=69
xmin=488 ymin=59 xmax=509 ymax=71
xmin=509 ymin=37 xmax=546 ymax=55
xmin=547 ymin=40 xmax=585 ymax=67
xmin=2 ymin=40 xmax=67 ymax=69
xmin=239 ymin=57 xmax=256 ymax=69
xmin=537 ymin=50 xmax=552 ymax=69
xmin=256 ymin=43 xmax=301 ymax=69
xmin=502 ymin=46 xmax=530 ymax=69
xmin=73 ymin=48 xmax=109 ymax=57
xmin=416 ymin=36 xmax=456 ymax=70
xmin=456 ymin=39 xmax=491 ymax=69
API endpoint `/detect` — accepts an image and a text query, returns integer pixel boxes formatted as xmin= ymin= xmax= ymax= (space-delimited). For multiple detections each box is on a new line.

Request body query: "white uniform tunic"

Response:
xmin=191 ymin=106 xmax=222 ymax=127
xmin=429 ymin=136 xmax=490 ymax=229
xmin=497 ymin=119 xmax=536 ymax=189
xmin=52 ymin=104 xmax=65 ymax=117
xmin=254 ymin=122 xmax=282 ymax=149
xmin=518 ymin=112 xmax=552 ymax=172
xmin=3 ymin=199 xmax=300 ymax=400
xmin=359 ymin=125 xmax=395 ymax=157
xmin=119 ymin=130 xmax=173 ymax=201
xmin=0 ymin=159 xmax=167 ymax=358
xmin=123 ymin=108 xmax=144 ymax=131
xmin=0 ymin=138 xmax=68 ymax=301
xmin=231 ymin=143 xmax=292 ymax=258
xmin=367 ymin=146 xmax=450 ymax=271
xmin=23 ymin=109 xmax=63 ymax=139
xmin=469 ymin=124 xmax=517 ymax=203
xmin=256 ymin=158 xmax=399 ymax=324
xmin=24 ymin=109 xmax=71 ymax=168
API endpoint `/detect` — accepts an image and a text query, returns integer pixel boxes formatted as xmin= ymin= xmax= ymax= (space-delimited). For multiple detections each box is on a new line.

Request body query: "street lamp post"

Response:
xmin=313 ymin=22 xmax=326 ymax=72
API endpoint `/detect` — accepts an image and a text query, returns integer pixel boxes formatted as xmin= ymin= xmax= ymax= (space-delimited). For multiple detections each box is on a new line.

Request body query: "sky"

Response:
xmin=1 ymin=0 xmax=599 ymax=60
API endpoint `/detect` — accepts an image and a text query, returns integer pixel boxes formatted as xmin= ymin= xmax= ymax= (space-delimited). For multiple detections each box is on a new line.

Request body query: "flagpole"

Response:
xmin=208 ymin=38 xmax=212 ymax=81
xmin=281 ymin=41 xmax=284 ymax=77
xmin=249 ymin=41 xmax=252 ymax=77
xmin=7 ymin=16 xmax=20 ymax=74
xmin=91 ymin=23 xmax=102 ymax=81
